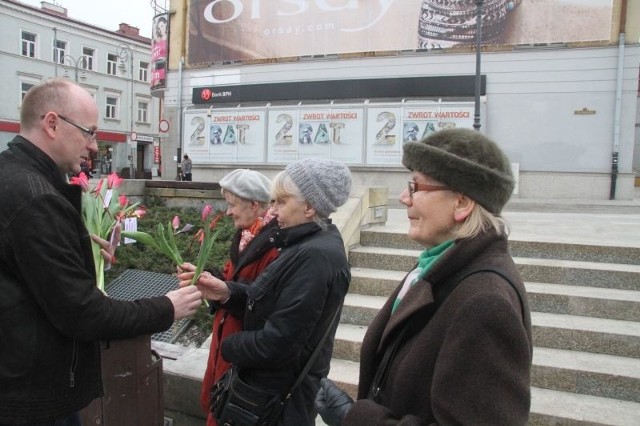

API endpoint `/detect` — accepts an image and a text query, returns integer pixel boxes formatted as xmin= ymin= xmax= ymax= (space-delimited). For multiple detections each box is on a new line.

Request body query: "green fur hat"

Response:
xmin=402 ymin=128 xmax=514 ymax=214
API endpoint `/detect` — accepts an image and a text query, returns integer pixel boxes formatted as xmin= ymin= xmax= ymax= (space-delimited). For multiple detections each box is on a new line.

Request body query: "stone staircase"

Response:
xmin=325 ymin=212 xmax=640 ymax=425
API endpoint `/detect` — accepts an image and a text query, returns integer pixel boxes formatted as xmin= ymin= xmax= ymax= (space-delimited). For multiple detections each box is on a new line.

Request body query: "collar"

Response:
xmin=271 ymin=221 xmax=325 ymax=249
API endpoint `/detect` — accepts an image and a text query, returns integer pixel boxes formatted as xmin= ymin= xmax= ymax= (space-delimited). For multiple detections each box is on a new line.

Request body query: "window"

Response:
xmin=105 ymin=96 xmax=118 ymax=119
xmin=107 ymin=53 xmax=118 ymax=75
xmin=53 ymin=39 xmax=66 ymax=64
xmin=139 ymin=61 xmax=149 ymax=82
xmin=137 ymin=101 xmax=149 ymax=123
xmin=82 ymin=47 xmax=95 ymax=70
xmin=18 ymin=75 xmax=40 ymax=105
xmin=21 ymin=31 xmax=36 ymax=58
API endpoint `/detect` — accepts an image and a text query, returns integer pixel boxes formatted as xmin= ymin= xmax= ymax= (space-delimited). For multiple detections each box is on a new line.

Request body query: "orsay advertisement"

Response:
xmin=187 ymin=0 xmax=613 ymax=64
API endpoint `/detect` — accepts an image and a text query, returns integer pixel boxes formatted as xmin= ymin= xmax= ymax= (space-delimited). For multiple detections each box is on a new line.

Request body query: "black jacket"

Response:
xmin=0 ymin=137 xmax=175 ymax=423
xmin=221 ymin=221 xmax=350 ymax=426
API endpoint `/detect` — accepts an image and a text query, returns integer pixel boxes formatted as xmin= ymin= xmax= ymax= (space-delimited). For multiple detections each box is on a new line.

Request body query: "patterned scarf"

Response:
xmin=239 ymin=211 xmax=275 ymax=252
xmin=392 ymin=240 xmax=454 ymax=313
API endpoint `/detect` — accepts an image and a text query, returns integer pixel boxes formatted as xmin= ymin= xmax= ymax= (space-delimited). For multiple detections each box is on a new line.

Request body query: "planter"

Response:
xmin=80 ymin=335 xmax=163 ymax=425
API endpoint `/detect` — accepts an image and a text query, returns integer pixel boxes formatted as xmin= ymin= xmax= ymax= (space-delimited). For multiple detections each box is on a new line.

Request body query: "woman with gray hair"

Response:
xmin=316 ymin=128 xmax=532 ymax=425
xmin=181 ymin=169 xmax=280 ymax=426
xmin=179 ymin=158 xmax=352 ymax=425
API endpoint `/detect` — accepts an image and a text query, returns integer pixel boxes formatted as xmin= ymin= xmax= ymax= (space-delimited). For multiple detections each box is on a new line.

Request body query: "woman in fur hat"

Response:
xmin=316 ymin=128 xmax=532 ymax=425
xmin=179 ymin=158 xmax=352 ymax=426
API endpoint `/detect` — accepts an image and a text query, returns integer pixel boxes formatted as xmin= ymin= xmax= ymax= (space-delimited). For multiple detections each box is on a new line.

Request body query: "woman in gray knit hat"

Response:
xmin=180 ymin=158 xmax=352 ymax=426
xmin=317 ymin=128 xmax=533 ymax=425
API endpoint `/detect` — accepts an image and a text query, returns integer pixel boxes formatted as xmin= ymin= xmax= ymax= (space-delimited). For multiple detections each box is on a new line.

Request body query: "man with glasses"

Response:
xmin=0 ymin=78 xmax=204 ymax=425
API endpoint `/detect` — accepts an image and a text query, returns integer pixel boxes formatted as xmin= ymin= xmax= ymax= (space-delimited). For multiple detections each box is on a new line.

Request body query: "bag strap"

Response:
xmin=369 ymin=267 xmax=525 ymax=401
xmin=284 ymin=305 xmax=342 ymax=401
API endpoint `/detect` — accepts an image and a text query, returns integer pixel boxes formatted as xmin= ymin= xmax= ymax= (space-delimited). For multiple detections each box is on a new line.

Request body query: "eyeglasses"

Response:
xmin=407 ymin=181 xmax=449 ymax=198
xmin=40 ymin=113 xmax=97 ymax=141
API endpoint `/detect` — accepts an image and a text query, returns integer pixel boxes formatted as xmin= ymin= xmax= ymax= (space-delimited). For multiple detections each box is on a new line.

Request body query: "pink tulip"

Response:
xmin=118 ymin=194 xmax=128 ymax=208
xmin=201 ymin=204 xmax=213 ymax=221
xmin=194 ymin=228 xmax=205 ymax=244
xmin=107 ymin=172 xmax=123 ymax=189
xmin=172 ymin=215 xmax=180 ymax=231
xmin=69 ymin=173 xmax=90 ymax=192
xmin=94 ymin=179 xmax=104 ymax=194
xmin=134 ymin=208 xmax=147 ymax=218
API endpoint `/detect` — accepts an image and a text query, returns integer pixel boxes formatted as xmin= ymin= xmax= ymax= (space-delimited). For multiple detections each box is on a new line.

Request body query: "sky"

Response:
xmin=19 ymin=0 xmax=166 ymax=38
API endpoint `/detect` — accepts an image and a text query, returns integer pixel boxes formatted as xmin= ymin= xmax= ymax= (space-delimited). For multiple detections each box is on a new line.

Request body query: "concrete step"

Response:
xmin=529 ymin=387 xmax=640 ymax=426
xmin=532 ymin=347 xmax=640 ymax=403
xmin=532 ymin=312 xmax=640 ymax=359
xmin=350 ymin=268 xmax=640 ymax=321
xmin=349 ymin=246 xmax=640 ymax=290
xmin=338 ymin=302 xmax=640 ymax=359
xmin=360 ymin=230 xmax=640 ymax=265
xmin=326 ymin=359 xmax=640 ymax=425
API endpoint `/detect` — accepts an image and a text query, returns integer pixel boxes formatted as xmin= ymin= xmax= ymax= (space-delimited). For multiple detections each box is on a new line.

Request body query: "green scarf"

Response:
xmin=392 ymin=240 xmax=454 ymax=313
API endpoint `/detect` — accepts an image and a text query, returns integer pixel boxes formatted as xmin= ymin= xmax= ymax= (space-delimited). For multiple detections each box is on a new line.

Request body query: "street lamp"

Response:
xmin=473 ymin=0 xmax=484 ymax=131
xmin=63 ymin=54 xmax=87 ymax=82
xmin=116 ymin=43 xmax=136 ymax=178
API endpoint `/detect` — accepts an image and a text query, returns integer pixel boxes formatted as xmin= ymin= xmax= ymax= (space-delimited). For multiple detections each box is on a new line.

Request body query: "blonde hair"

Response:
xmin=450 ymin=203 xmax=509 ymax=240
xmin=20 ymin=78 xmax=73 ymax=131
xmin=271 ymin=170 xmax=327 ymax=229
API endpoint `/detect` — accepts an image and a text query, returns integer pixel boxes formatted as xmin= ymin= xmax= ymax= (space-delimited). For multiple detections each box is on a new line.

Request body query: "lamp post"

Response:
xmin=473 ymin=0 xmax=484 ymax=131
xmin=63 ymin=55 xmax=88 ymax=82
xmin=117 ymin=43 xmax=136 ymax=178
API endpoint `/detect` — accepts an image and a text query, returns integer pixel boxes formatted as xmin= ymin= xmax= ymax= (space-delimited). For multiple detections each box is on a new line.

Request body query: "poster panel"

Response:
xmin=366 ymin=107 xmax=403 ymax=166
xmin=183 ymin=111 xmax=209 ymax=162
xmin=401 ymin=103 xmax=475 ymax=144
xmin=209 ymin=110 xmax=266 ymax=163
xmin=267 ymin=109 xmax=300 ymax=163
xmin=297 ymin=106 xmax=363 ymax=163
xmin=151 ymin=13 xmax=169 ymax=90
xmin=188 ymin=0 xmax=613 ymax=64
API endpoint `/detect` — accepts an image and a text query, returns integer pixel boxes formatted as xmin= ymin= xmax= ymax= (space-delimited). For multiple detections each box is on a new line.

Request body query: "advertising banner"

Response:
xmin=209 ymin=110 xmax=266 ymax=163
xmin=187 ymin=0 xmax=613 ymax=64
xmin=151 ymin=13 xmax=169 ymax=90
xmin=266 ymin=106 xmax=364 ymax=164
xmin=366 ymin=103 xmax=476 ymax=166
xmin=185 ymin=102 xmax=474 ymax=166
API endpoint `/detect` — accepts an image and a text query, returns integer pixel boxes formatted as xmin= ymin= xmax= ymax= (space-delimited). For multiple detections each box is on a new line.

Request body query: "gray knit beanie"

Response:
xmin=219 ymin=169 xmax=271 ymax=203
xmin=402 ymin=128 xmax=514 ymax=214
xmin=285 ymin=158 xmax=352 ymax=218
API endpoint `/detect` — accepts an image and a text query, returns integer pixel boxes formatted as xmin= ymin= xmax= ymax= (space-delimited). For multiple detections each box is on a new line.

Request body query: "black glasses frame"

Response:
xmin=40 ymin=113 xmax=97 ymax=140
xmin=407 ymin=181 xmax=449 ymax=198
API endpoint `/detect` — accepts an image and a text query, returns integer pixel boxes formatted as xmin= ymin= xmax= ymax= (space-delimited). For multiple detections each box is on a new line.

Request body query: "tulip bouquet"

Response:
xmin=70 ymin=172 xmax=146 ymax=292
xmin=122 ymin=204 xmax=223 ymax=299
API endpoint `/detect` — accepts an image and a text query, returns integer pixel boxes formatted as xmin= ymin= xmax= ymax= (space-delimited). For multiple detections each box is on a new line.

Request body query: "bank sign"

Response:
xmin=187 ymin=0 xmax=613 ymax=64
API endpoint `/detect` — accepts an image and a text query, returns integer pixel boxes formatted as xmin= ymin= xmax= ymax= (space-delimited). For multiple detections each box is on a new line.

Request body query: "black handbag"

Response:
xmin=211 ymin=307 xmax=341 ymax=426
xmin=210 ymin=366 xmax=284 ymax=426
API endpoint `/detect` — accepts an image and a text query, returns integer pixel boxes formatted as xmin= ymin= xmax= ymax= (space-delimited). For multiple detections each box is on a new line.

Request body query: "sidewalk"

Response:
xmin=379 ymin=186 xmax=640 ymax=249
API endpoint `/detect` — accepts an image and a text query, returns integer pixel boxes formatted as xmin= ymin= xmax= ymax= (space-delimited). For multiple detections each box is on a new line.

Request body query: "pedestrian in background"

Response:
xmin=180 ymin=169 xmax=280 ymax=426
xmin=180 ymin=158 xmax=352 ymax=425
xmin=0 ymin=78 xmax=202 ymax=425
xmin=182 ymin=154 xmax=193 ymax=181
xmin=316 ymin=128 xmax=532 ymax=425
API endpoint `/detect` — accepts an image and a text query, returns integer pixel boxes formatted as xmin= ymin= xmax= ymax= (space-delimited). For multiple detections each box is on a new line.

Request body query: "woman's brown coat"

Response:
xmin=344 ymin=232 xmax=532 ymax=425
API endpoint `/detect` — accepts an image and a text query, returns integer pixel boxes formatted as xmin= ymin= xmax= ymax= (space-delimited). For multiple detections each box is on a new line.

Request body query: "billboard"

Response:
xmin=151 ymin=13 xmax=169 ymax=90
xmin=182 ymin=101 xmax=475 ymax=166
xmin=187 ymin=0 xmax=613 ymax=64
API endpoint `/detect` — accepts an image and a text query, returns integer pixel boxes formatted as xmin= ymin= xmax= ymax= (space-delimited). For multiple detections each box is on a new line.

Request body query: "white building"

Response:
xmin=157 ymin=0 xmax=639 ymax=201
xmin=0 ymin=0 xmax=162 ymax=178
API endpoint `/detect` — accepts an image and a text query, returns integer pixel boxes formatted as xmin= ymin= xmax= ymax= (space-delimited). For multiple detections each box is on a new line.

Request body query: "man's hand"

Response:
xmin=177 ymin=264 xmax=230 ymax=302
xmin=166 ymin=285 xmax=202 ymax=320
xmin=315 ymin=378 xmax=354 ymax=426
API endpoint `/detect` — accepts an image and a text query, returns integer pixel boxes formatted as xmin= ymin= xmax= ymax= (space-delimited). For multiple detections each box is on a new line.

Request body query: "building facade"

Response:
xmin=154 ymin=0 xmax=640 ymax=201
xmin=0 ymin=0 xmax=162 ymax=178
